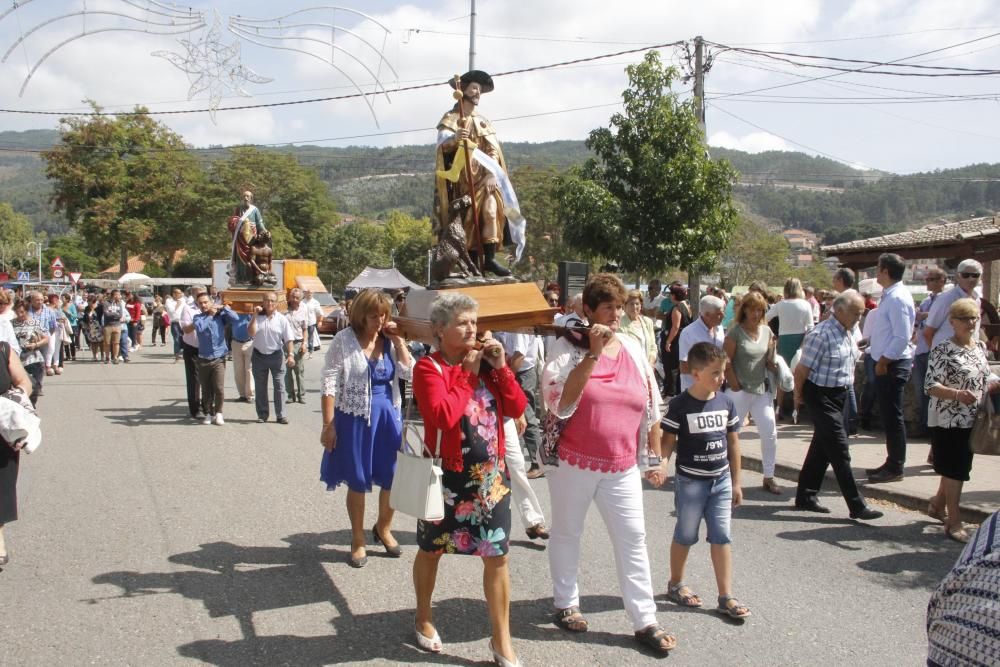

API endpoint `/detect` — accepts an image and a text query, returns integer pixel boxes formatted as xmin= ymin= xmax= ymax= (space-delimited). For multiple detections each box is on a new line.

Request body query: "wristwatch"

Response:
xmin=584 ymin=352 xmax=600 ymax=362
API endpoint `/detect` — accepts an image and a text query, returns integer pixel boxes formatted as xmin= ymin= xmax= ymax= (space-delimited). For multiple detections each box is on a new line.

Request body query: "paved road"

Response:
xmin=1 ymin=345 xmax=962 ymax=665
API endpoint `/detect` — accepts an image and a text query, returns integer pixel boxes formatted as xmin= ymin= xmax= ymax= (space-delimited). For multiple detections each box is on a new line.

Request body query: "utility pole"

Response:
xmin=468 ymin=0 xmax=477 ymax=70
xmin=689 ymin=35 xmax=706 ymax=317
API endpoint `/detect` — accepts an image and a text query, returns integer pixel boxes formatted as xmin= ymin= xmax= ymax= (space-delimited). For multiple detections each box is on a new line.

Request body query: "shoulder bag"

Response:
xmin=389 ymin=357 xmax=445 ymax=521
xmin=970 ymin=393 xmax=1000 ymax=456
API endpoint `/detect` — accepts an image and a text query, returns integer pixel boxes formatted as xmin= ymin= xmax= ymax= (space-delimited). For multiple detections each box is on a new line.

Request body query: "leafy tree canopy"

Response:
xmin=559 ymin=51 xmax=739 ymax=276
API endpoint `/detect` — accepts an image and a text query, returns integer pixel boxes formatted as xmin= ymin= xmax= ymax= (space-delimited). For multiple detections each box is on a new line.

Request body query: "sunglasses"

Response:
xmin=960 ymin=272 xmax=981 ymax=279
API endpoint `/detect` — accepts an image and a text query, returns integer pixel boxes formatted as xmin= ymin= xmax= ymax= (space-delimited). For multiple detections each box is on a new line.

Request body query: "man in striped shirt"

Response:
xmin=793 ymin=292 xmax=883 ymax=520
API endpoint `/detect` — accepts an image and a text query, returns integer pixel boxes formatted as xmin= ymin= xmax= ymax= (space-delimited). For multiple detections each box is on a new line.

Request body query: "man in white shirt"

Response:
xmin=866 ymin=253 xmax=916 ymax=484
xmin=165 ymin=287 xmax=186 ymax=362
xmin=284 ymin=288 xmax=310 ymax=405
xmin=923 ymin=260 xmax=982 ymax=351
xmin=496 ymin=332 xmax=543 ymax=476
xmin=911 ymin=267 xmax=947 ymax=438
xmin=249 ymin=292 xmax=296 ymax=423
xmin=678 ymin=295 xmax=725 ymax=392
xmin=303 ymin=290 xmax=325 ymax=354
xmin=642 ymin=279 xmax=664 ymax=327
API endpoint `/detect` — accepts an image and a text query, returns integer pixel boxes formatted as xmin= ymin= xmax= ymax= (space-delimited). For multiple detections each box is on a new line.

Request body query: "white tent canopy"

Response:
xmin=346 ymin=267 xmax=423 ymax=292
xmin=118 ymin=272 xmax=151 ymax=283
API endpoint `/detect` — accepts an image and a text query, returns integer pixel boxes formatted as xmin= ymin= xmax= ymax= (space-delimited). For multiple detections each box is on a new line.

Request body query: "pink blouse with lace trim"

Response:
xmin=558 ymin=347 xmax=646 ymax=472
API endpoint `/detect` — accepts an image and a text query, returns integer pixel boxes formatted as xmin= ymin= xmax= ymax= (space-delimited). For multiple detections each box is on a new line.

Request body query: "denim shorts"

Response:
xmin=673 ymin=473 xmax=732 ymax=546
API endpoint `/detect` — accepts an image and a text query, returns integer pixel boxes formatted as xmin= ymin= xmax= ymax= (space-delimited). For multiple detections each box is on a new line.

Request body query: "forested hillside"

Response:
xmin=1 ymin=129 xmax=997 ymax=246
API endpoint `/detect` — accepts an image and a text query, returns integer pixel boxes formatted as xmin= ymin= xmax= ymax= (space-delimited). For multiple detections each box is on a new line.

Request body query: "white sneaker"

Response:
xmin=214 ymin=413 xmax=225 ymax=426
xmin=203 ymin=414 xmax=213 ymax=425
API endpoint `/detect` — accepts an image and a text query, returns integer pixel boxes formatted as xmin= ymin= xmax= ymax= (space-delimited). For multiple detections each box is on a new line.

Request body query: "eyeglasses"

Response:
xmin=960 ymin=272 xmax=981 ymax=279
xmin=547 ymin=299 xmax=559 ymax=306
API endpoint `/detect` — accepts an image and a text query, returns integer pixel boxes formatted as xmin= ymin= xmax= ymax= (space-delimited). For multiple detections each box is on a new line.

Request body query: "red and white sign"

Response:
xmin=52 ymin=268 xmax=64 ymax=279
xmin=50 ymin=256 xmax=64 ymax=269
xmin=69 ymin=272 xmax=82 ymax=284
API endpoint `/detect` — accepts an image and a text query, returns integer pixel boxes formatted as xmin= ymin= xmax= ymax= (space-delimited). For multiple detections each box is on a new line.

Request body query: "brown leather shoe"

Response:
xmin=527 ymin=466 xmax=545 ymax=479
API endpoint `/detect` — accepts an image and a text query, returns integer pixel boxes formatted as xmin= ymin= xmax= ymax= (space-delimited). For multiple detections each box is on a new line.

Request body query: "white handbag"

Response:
xmin=389 ymin=359 xmax=446 ymax=521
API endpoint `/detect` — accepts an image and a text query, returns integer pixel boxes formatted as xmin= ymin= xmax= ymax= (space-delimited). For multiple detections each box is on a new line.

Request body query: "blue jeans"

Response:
xmin=875 ymin=357 xmax=912 ymax=474
xmin=119 ymin=328 xmax=130 ymax=360
xmin=171 ymin=322 xmax=183 ymax=356
xmin=673 ymin=473 xmax=732 ymax=546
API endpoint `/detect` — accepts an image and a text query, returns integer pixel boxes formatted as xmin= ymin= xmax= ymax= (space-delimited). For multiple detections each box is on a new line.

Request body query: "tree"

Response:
xmin=558 ymin=51 xmax=739 ymax=276
xmin=511 ymin=166 xmax=577 ymax=281
xmin=43 ymin=233 xmax=101 ymax=275
xmin=383 ymin=210 xmax=434 ymax=285
xmin=42 ymin=103 xmax=210 ymax=273
xmin=717 ymin=214 xmax=791 ymax=289
xmin=319 ymin=221 xmax=389 ymax=290
xmin=0 ymin=202 xmax=35 ymax=272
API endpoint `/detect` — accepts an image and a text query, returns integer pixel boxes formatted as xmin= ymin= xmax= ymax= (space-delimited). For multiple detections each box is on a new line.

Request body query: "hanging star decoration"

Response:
xmin=152 ymin=14 xmax=272 ymax=122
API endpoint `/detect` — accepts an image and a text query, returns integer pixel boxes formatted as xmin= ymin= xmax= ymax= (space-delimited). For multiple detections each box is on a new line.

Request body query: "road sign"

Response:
xmin=52 ymin=268 xmax=64 ymax=279
xmin=50 ymin=256 xmax=64 ymax=269
xmin=17 ymin=271 xmax=30 ymax=281
xmin=69 ymin=272 xmax=82 ymax=284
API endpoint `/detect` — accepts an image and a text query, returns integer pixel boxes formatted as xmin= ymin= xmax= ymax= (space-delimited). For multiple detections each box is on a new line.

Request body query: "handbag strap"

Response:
xmin=401 ymin=355 xmax=444 ymax=459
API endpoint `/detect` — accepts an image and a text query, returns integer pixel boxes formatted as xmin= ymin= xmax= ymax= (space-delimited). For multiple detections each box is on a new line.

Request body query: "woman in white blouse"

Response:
xmin=319 ymin=289 xmax=413 ymax=568
xmin=766 ymin=278 xmax=814 ymax=416
xmin=620 ymin=289 xmax=657 ymax=367
xmin=924 ymin=298 xmax=999 ymax=543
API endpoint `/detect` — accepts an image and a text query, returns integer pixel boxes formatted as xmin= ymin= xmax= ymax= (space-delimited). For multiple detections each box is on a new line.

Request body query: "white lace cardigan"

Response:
xmin=320 ymin=327 xmax=414 ymax=423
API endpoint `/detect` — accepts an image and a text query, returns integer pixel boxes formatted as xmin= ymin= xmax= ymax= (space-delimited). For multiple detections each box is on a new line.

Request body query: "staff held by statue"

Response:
xmin=451 ymin=74 xmax=485 ymax=272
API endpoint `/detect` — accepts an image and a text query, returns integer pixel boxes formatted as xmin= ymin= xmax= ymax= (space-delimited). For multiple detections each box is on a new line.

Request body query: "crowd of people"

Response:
xmin=1 ymin=253 xmax=997 ymax=665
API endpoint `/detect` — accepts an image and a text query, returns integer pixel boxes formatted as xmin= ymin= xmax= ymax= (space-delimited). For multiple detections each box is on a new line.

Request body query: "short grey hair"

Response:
xmin=289 ymin=288 xmax=303 ymax=299
xmin=429 ymin=292 xmax=478 ymax=329
xmin=700 ymin=295 xmax=724 ymax=313
xmin=568 ymin=292 xmax=583 ymax=308
xmin=833 ymin=291 xmax=864 ymax=313
xmin=957 ymin=258 xmax=983 ymax=275
xmin=27 ymin=290 xmax=43 ymax=300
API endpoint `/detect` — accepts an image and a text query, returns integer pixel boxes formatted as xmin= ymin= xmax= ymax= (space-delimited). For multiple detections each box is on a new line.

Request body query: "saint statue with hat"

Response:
xmin=434 ymin=70 xmax=526 ymax=277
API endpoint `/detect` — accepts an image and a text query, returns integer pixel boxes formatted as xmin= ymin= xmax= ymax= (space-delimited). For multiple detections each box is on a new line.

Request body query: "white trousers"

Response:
xmin=503 ymin=418 xmax=545 ymax=529
xmin=45 ymin=327 xmax=62 ymax=367
xmin=547 ymin=464 xmax=658 ymax=632
xmin=231 ymin=339 xmax=255 ymax=399
xmin=726 ymin=388 xmax=778 ymax=477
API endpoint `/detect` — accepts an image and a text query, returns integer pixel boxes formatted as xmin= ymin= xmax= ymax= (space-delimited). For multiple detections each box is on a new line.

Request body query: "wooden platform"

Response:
xmin=222 ymin=287 xmax=285 ymax=314
xmin=395 ymin=282 xmax=557 ymax=345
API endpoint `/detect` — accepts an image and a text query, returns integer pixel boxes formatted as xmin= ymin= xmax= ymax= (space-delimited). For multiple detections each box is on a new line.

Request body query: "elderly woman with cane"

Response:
xmin=410 ymin=293 xmax=526 ymax=666
xmin=542 ymin=273 xmax=675 ymax=655
xmin=319 ymin=289 xmax=413 ymax=568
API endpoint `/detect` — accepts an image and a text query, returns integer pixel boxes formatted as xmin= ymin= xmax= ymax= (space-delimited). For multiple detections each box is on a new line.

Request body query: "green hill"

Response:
xmin=1 ymin=129 xmax=997 ymax=246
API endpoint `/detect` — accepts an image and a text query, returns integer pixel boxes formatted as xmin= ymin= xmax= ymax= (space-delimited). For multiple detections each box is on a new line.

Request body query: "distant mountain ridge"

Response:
xmin=1 ymin=129 xmax=997 ymax=243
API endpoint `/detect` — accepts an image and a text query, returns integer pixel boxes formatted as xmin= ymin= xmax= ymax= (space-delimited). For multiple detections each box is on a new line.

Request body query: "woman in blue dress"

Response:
xmin=320 ymin=289 xmax=413 ymax=568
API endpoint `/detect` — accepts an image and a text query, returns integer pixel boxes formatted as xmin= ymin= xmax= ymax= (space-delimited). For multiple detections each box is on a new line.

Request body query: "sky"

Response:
xmin=0 ymin=0 xmax=998 ymax=174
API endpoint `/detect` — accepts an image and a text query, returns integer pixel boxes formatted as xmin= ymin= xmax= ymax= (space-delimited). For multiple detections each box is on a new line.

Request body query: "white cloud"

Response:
xmin=709 ymin=130 xmax=792 ymax=153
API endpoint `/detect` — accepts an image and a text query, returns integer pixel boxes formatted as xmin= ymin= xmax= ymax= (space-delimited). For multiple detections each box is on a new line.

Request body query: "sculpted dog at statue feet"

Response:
xmin=430 ymin=195 xmax=481 ymax=283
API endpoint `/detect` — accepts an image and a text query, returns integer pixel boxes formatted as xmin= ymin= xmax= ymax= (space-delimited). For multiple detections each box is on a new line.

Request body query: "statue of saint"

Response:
xmin=434 ymin=70 xmax=526 ymax=277
xmin=227 ymin=189 xmax=275 ymax=287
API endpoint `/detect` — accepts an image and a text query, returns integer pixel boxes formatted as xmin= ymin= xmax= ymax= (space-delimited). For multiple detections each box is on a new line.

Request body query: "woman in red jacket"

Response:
xmin=411 ymin=292 xmax=527 ymax=667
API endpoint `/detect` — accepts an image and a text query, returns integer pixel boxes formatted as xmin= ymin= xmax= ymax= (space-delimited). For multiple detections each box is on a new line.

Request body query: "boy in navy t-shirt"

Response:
xmin=658 ymin=342 xmax=750 ymax=619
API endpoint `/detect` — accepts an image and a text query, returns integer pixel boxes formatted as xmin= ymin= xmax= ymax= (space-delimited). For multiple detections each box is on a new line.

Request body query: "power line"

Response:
xmin=708 ymin=31 xmax=1000 ymax=100
xmin=706 ymin=101 xmax=880 ymax=170
xmin=721 ymin=26 xmax=1000 ymax=47
xmin=0 ymin=40 xmax=684 ymax=117
xmin=406 ymin=27 xmax=658 ymax=46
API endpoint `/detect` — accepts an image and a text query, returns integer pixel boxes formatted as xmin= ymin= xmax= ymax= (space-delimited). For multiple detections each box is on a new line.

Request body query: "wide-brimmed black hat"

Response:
xmin=449 ymin=70 xmax=494 ymax=93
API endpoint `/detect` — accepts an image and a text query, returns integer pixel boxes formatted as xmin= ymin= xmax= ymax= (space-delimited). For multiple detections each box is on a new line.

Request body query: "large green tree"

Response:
xmin=558 ymin=51 xmax=739 ymax=276
xmin=42 ymin=104 xmax=209 ymax=273
xmin=0 ymin=202 xmax=35 ymax=273
xmin=511 ymin=166 xmax=577 ymax=281
xmin=717 ymin=214 xmax=792 ymax=289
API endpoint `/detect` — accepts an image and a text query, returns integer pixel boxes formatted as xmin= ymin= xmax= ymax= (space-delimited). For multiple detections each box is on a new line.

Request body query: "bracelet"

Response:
xmin=584 ymin=352 xmax=600 ymax=362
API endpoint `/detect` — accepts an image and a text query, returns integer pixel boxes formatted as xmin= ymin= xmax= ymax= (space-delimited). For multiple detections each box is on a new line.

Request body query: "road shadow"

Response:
xmin=89 ymin=530 xmax=645 ymax=665
xmin=96 ymin=400 xmax=195 ymax=427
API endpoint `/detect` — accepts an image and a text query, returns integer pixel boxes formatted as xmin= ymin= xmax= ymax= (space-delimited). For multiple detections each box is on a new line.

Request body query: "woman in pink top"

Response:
xmin=541 ymin=273 xmax=675 ymax=655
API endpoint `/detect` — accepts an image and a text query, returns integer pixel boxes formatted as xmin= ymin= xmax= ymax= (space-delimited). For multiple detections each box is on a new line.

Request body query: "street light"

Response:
xmin=26 ymin=241 xmax=44 ymax=285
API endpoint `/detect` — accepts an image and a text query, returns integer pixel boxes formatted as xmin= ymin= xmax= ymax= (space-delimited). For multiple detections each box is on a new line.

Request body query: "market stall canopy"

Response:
xmin=346 ymin=267 xmax=422 ymax=292
xmin=118 ymin=272 xmax=151 ymax=283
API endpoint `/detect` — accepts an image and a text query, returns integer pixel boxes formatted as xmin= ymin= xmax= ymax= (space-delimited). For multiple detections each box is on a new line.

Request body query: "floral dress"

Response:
xmin=417 ymin=382 xmax=511 ymax=557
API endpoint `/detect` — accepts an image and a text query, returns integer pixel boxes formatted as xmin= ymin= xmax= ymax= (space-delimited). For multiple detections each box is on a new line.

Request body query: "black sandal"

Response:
xmin=634 ymin=623 xmax=676 ymax=653
xmin=554 ymin=606 xmax=589 ymax=632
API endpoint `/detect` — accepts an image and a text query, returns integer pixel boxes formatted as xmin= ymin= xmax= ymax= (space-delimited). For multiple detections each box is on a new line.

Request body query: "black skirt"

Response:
xmin=0 ymin=444 xmax=18 ymax=523
xmin=930 ymin=426 xmax=974 ymax=482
